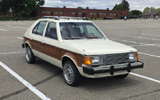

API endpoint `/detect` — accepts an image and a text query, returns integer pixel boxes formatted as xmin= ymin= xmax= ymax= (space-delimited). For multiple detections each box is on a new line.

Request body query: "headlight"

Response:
xmin=129 ymin=53 xmax=138 ymax=61
xmin=84 ymin=56 xmax=103 ymax=65
xmin=92 ymin=56 xmax=103 ymax=65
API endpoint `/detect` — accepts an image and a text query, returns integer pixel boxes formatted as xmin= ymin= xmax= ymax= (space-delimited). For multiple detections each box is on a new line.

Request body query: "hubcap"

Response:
xmin=26 ymin=47 xmax=31 ymax=62
xmin=63 ymin=63 xmax=74 ymax=84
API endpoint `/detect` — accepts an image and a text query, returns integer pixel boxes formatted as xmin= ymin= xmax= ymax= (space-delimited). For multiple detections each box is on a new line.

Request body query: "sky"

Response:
xmin=43 ymin=0 xmax=160 ymax=11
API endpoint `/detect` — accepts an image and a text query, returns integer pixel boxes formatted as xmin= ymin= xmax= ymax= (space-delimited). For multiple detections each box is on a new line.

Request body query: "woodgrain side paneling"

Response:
xmin=23 ymin=37 xmax=84 ymax=67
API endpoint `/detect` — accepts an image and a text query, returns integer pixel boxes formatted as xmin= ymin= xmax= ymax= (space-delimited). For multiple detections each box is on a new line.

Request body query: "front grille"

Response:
xmin=103 ymin=53 xmax=129 ymax=65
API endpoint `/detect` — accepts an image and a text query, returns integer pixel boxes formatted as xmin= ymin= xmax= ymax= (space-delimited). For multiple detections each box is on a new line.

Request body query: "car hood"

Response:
xmin=63 ymin=39 xmax=137 ymax=55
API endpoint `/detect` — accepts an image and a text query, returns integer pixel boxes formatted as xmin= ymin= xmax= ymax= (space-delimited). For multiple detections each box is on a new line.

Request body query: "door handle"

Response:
xmin=41 ymin=41 xmax=45 ymax=44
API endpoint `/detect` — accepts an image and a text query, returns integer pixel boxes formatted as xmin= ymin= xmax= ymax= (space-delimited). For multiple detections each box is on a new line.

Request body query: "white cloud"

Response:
xmin=128 ymin=0 xmax=160 ymax=11
xmin=43 ymin=0 xmax=160 ymax=11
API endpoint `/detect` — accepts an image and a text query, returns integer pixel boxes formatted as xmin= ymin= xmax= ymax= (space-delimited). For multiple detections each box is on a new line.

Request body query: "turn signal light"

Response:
xmin=84 ymin=57 xmax=92 ymax=65
xmin=136 ymin=53 xmax=139 ymax=61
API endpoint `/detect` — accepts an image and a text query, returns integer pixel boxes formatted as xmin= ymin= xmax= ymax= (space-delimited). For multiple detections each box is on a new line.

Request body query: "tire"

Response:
xmin=115 ymin=73 xmax=128 ymax=79
xmin=63 ymin=61 xmax=80 ymax=86
xmin=25 ymin=46 xmax=35 ymax=64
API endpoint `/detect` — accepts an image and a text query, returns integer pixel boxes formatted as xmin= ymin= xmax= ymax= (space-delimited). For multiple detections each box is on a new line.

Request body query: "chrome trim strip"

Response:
xmin=83 ymin=62 xmax=143 ymax=72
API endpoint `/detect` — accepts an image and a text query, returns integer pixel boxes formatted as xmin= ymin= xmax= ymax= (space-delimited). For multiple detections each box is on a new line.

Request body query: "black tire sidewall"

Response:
xmin=63 ymin=61 xmax=80 ymax=86
xmin=25 ymin=46 xmax=35 ymax=64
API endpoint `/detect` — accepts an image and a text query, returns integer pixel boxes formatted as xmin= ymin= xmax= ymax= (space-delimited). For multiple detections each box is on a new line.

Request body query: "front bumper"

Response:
xmin=22 ymin=43 xmax=25 ymax=48
xmin=83 ymin=61 xmax=144 ymax=75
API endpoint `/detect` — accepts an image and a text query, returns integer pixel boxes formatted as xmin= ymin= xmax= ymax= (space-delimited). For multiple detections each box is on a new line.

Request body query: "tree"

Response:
xmin=113 ymin=4 xmax=123 ymax=10
xmin=150 ymin=7 xmax=156 ymax=12
xmin=0 ymin=0 xmax=10 ymax=14
xmin=22 ymin=0 xmax=37 ymax=16
xmin=112 ymin=4 xmax=117 ymax=10
xmin=2 ymin=0 xmax=45 ymax=17
xmin=143 ymin=7 xmax=156 ymax=14
xmin=37 ymin=0 xmax=45 ymax=6
xmin=143 ymin=7 xmax=150 ymax=13
xmin=112 ymin=0 xmax=130 ymax=11
xmin=37 ymin=0 xmax=45 ymax=14
xmin=77 ymin=6 xmax=83 ymax=9
xmin=121 ymin=0 xmax=130 ymax=10
xmin=156 ymin=8 xmax=160 ymax=11
xmin=131 ymin=10 xmax=142 ymax=15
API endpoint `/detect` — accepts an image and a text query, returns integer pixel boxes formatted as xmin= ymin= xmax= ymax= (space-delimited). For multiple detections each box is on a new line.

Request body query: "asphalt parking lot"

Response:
xmin=0 ymin=19 xmax=160 ymax=100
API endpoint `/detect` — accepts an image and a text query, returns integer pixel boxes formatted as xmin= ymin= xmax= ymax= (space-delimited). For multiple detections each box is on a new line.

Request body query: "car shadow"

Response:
xmin=34 ymin=58 xmax=142 ymax=90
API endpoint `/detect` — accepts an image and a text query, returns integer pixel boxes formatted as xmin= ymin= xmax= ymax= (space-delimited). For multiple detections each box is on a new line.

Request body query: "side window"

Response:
xmin=32 ymin=21 xmax=47 ymax=36
xmin=45 ymin=22 xmax=57 ymax=40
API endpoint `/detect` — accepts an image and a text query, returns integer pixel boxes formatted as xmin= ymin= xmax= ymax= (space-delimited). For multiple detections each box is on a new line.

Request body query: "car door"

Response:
xmin=30 ymin=21 xmax=48 ymax=57
xmin=42 ymin=21 xmax=62 ymax=67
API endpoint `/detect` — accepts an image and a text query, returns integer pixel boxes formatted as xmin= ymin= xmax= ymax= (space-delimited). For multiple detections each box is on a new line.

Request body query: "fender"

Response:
xmin=62 ymin=52 xmax=80 ymax=67
xmin=25 ymin=40 xmax=32 ymax=49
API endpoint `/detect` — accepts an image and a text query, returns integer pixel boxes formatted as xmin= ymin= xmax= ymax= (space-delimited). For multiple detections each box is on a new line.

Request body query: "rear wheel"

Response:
xmin=116 ymin=73 xmax=128 ymax=79
xmin=63 ymin=61 xmax=80 ymax=86
xmin=25 ymin=46 xmax=35 ymax=64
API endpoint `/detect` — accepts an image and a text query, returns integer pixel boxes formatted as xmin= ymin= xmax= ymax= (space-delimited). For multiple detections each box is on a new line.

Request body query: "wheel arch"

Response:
xmin=24 ymin=41 xmax=32 ymax=49
xmin=61 ymin=54 xmax=78 ymax=68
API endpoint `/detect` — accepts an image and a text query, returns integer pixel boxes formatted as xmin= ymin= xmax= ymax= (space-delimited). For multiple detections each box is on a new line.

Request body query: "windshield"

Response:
xmin=59 ymin=22 xmax=106 ymax=40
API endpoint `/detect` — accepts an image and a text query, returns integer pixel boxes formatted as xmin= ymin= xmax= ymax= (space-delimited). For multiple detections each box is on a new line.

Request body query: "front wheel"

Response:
xmin=63 ymin=61 xmax=80 ymax=86
xmin=25 ymin=46 xmax=35 ymax=64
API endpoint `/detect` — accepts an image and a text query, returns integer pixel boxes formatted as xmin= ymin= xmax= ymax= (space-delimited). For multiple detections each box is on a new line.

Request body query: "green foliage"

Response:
xmin=131 ymin=10 xmax=142 ymax=15
xmin=37 ymin=0 xmax=45 ymax=6
xmin=23 ymin=0 xmax=37 ymax=16
xmin=121 ymin=0 xmax=129 ymax=10
xmin=0 ymin=0 xmax=10 ymax=14
xmin=0 ymin=0 xmax=45 ymax=17
xmin=112 ymin=0 xmax=130 ymax=11
xmin=113 ymin=4 xmax=123 ymax=10
xmin=77 ymin=6 xmax=83 ymax=9
xmin=156 ymin=8 xmax=160 ymax=11
xmin=143 ymin=7 xmax=156 ymax=14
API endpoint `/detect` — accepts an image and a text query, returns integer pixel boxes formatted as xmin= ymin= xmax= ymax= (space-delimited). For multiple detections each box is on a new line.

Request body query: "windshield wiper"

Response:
xmin=65 ymin=37 xmax=85 ymax=40
xmin=85 ymin=36 xmax=102 ymax=39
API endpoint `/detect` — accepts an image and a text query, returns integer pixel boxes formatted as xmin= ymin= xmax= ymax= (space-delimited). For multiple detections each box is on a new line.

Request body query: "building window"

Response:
xmin=103 ymin=13 xmax=106 ymax=15
xmin=78 ymin=12 xmax=82 ymax=15
xmin=46 ymin=11 xmax=51 ymax=14
xmin=110 ymin=13 xmax=116 ymax=16
xmin=90 ymin=12 xmax=93 ymax=15
xmin=99 ymin=13 xmax=102 ymax=15
xmin=94 ymin=13 xmax=97 ymax=15
xmin=59 ymin=12 xmax=63 ymax=14
xmin=71 ymin=12 xmax=75 ymax=15
xmin=41 ymin=11 xmax=45 ymax=14
xmin=54 ymin=11 xmax=58 ymax=14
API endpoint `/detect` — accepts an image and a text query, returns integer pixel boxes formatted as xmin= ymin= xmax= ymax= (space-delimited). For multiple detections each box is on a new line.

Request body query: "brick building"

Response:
xmin=37 ymin=6 xmax=128 ymax=19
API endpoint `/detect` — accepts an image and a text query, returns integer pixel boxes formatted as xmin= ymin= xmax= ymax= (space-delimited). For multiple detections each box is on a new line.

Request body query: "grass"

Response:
xmin=0 ymin=17 xmax=37 ymax=21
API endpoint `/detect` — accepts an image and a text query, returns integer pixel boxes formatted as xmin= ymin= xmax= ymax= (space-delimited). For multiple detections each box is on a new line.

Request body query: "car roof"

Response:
xmin=38 ymin=18 xmax=92 ymax=23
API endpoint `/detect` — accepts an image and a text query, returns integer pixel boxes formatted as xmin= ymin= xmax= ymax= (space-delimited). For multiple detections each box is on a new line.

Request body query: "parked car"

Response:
xmin=22 ymin=16 xmax=144 ymax=86
xmin=103 ymin=17 xmax=113 ymax=20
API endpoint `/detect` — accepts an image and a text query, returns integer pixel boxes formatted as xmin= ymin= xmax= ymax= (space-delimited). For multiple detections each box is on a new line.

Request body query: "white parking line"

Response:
xmin=17 ymin=37 xmax=23 ymax=40
xmin=0 ymin=52 xmax=24 ymax=55
xmin=111 ymin=39 xmax=160 ymax=58
xmin=6 ymin=25 xmax=28 ymax=29
xmin=0 ymin=28 xmax=8 ymax=31
xmin=142 ymin=33 xmax=160 ymax=37
xmin=111 ymin=38 xmax=160 ymax=47
xmin=118 ymin=34 xmax=160 ymax=41
xmin=0 ymin=61 xmax=51 ymax=100
xmin=138 ymin=52 xmax=160 ymax=58
xmin=130 ymin=72 xmax=160 ymax=84
xmin=15 ymin=26 xmax=28 ymax=29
